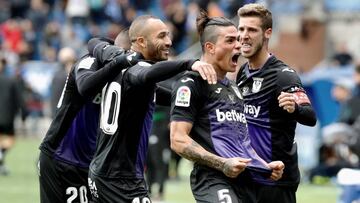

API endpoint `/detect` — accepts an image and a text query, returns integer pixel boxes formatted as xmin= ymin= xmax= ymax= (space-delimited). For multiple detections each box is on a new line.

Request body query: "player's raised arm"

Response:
xmin=125 ymin=59 xmax=216 ymax=86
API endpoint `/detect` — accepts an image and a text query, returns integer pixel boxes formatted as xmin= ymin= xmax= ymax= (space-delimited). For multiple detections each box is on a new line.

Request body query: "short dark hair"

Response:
xmin=196 ymin=10 xmax=235 ymax=52
xmin=237 ymin=3 xmax=272 ymax=31
xmin=129 ymin=15 xmax=159 ymax=42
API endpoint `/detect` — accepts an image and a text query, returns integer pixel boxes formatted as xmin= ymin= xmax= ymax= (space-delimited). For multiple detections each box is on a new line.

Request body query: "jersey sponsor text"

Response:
xmin=216 ymin=109 xmax=246 ymax=123
xmin=244 ymin=104 xmax=261 ymax=118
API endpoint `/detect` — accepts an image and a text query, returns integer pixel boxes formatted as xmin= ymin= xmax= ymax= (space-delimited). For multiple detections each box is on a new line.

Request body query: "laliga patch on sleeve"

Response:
xmin=175 ymin=86 xmax=191 ymax=107
xmin=78 ymin=57 xmax=96 ymax=70
xmin=293 ymin=91 xmax=311 ymax=105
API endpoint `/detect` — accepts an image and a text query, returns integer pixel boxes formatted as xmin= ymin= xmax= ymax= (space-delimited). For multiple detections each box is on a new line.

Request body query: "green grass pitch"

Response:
xmin=0 ymin=137 xmax=340 ymax=203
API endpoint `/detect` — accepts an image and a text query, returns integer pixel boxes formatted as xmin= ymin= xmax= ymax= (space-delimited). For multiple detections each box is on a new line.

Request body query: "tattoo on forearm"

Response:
xmin=180 ymin=140 xmax=224 ymax=171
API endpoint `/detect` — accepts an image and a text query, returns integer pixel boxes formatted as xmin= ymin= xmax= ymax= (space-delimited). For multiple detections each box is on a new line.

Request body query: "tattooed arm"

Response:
xmin=170 ymin=121 xmax=250 ymax=178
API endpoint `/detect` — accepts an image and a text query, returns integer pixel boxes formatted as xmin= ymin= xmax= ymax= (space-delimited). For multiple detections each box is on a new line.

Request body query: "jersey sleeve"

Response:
xmin=277 ymin=66 xmax=317 ymax=126
xmin=170 ymin=74 xmax=203 ymax=124
xmin=155 ymin=74 xmax=183 ymax=106
xmin=75 ymin=53 xmax=138 ymax=97
xmin=88 ymin=38 xmax=125 ymax=64
xmin=125 ymin=59 xmax=197 ymax=86
xmin=276 ymin=67 xmax=311 ymax=106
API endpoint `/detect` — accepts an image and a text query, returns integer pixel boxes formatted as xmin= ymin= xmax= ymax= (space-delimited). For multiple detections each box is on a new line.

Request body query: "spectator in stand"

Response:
xmin=331 ymin=42 xmax=353 ymax=67
xmin=331 ymin=78 xmax=354 ymax=122
xmin=338 ymin=63 xmax=360 ymax=125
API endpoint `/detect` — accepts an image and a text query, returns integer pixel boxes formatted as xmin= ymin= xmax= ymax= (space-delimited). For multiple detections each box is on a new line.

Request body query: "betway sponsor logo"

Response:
xmin=244 ymin=104 xmax=261 ymax=118
xmin=216 ymin=109 xmax=246 ymax=123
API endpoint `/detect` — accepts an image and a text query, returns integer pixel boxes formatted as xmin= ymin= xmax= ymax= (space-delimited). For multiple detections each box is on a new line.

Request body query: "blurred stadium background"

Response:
xmin=1 ymin=0 xmax=360 ymax=202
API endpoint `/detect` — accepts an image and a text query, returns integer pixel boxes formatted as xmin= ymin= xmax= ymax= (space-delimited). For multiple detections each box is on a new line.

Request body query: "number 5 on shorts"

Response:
xmin=218 ymin=189 xmax=232 ymax=203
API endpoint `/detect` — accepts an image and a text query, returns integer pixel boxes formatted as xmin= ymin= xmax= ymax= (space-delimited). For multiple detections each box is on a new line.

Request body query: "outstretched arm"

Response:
xmin=76 ymin=52 xmax=141 ymax=97
xmin=88 ymin=37 xmax=126 ymax=64
xmin=89 ymin=38 xmax=217 ymax=85
xmin=127 ymin=60 xmax=217 ymax=86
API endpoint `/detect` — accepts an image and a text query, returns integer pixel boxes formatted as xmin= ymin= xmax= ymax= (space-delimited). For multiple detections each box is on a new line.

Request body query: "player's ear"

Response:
xmin=264 ymin=28 xmax=272 ymax=40
xmin=137 ymin=37 xmax=146 ymax=48
xmin=205 ymin=42 xmax=215 ymax=55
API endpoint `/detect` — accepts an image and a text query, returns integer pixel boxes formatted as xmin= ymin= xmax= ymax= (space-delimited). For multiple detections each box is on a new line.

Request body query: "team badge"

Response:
xmin=175 ymin=86 xmax=191 ymax=107
xmin=252 ymin=77 xmax=263 ymax=93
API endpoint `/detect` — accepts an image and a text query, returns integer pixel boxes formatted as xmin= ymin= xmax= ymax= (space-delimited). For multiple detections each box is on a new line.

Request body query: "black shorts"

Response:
xmin=252 ymin=182 xmax=298 ymax=203
xmin=88 ymin=171 xmax=151 ymax=203
xmin=190 ymin=164 xmax=256 ymax=203
xmin=0 ymin=123 xmax=15 ymax=135
xmin=38 ymin=152 xmax=92 ymax=203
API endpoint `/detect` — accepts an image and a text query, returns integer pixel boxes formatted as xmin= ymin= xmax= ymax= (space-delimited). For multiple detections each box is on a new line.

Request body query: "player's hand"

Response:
xmin=109 ymin=51 xmax=142 ymax=68
xmin=191 ymin=61 xmax=217 ymax=84
xmin=222 ymin=157 xmax=251 ymax=178
xmin=87 ymin=37 xmax=114 ymax=55
xmin=278 ymin=92 xmax=296 ymax=113
xmin=268 ymin=161 xmax=284 ymax=181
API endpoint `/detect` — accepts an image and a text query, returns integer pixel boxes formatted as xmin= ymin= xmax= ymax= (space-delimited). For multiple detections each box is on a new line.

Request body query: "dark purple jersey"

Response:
xmin=39 ymin=55 xmax=101 ymax=167
xmin=170 ymin=72 xmax=271 ymax=179
xmin=89 ymin=59 xmax=197 ymax=179
xmin=54 ymin=98 xmax=100 ymax=167
xmin=236 ymin=55 xmax=316 ymax=187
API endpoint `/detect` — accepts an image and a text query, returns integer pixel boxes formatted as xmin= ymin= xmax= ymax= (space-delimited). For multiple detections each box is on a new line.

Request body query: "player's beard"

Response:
xmin=242 ymin=35 xmax=266 ymax=60
xmin=147 ymin=40 xmax=167 ymax=62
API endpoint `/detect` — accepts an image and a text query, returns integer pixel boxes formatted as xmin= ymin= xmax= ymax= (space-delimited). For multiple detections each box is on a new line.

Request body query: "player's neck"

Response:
xmin=201 ymin=55 xmax=226 ymax=80
xmin=248 ymin=51 xmax=271 ymax=70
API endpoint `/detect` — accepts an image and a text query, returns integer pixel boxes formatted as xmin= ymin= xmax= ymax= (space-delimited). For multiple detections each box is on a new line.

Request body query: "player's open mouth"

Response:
xmin=241 ymin=43 xmax=251 ymax=52
xmin=232 ymin=53 xmax=241 ymax=64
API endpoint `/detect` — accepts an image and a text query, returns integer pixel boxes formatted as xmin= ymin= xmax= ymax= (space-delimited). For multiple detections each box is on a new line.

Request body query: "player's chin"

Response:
xmin=240 ymin=51 xmax=252 ymax=59
xmin=160 ymin=53 xmax=170 ymax=61
xmin=157 ymin=55 xmax=169 ymax=61
xmin=227 ymin=65 xmax=237 ymax=72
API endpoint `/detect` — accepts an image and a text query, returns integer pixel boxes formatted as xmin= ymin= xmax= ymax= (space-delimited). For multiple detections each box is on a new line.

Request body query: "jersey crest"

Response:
xmin=252 ymin=77 xmax=263 ymax=93
xmin=175 ymin=86 xmax=191 ymax=107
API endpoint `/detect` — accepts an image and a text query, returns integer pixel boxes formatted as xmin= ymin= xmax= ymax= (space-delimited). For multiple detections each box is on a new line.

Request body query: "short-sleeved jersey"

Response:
xmin=90 ymin=60 xmax=196 ymax=179
xmin=170 ymin=72 xmax=270 ymax=176
xmin=39 ymin=55 xmax=101 ymax=168
xmin=236 ymin=55 xmax=311 ymax=187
